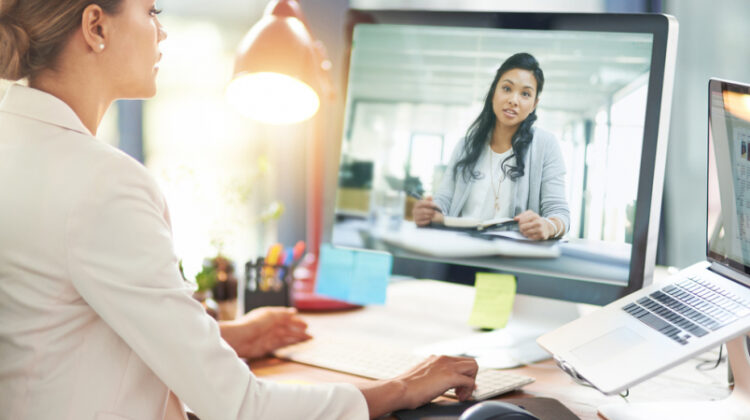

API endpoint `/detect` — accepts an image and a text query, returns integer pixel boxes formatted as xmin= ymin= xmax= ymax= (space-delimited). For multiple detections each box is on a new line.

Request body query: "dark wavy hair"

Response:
xmin=453 ymin=52 xmax=544 ymax=182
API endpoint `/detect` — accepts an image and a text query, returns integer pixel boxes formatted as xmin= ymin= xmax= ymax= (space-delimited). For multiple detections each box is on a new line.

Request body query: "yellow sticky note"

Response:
xmin=468 ymin=273 xmax=516 ymax=329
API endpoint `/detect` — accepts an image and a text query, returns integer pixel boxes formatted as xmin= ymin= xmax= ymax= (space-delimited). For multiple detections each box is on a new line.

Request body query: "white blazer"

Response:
xmin=0 ymin=85 xmax=368 ymax=420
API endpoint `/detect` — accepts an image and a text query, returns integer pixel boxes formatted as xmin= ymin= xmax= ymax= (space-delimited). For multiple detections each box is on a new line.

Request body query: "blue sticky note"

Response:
xmin=315 ymin=244 xmax=391 ymax=305
xmin=349 ymin=251 xmax=392 ymax=305
xmin=315 ymin=244 xmax=355 ymax=301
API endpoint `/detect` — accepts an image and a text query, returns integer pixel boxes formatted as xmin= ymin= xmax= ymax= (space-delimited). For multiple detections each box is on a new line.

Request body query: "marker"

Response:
xmin=263 ymin=243 xmax=283 ymax=291
xmin=283 ymin=247 xmax=294 ymax=266
xmin=292 ymin=241 xmax=306 ymax=262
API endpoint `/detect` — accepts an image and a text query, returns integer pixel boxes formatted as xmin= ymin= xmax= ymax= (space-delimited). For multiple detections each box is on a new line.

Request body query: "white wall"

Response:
xmin=662 ymin=0 xmax=750 ymax=267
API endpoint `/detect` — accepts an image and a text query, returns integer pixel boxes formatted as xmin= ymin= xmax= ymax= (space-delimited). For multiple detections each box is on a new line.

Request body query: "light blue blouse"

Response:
xmin=433 ymin=127 xmax=571 ymax=233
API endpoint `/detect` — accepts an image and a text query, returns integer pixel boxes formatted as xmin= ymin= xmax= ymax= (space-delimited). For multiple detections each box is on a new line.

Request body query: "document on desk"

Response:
xmin=315 ymin=244 xmax=392 ymax=305
xmin=479 ymin=230 xmax=534 ymax=242
xmin=377 ymin=224 xmax=560 ymax=258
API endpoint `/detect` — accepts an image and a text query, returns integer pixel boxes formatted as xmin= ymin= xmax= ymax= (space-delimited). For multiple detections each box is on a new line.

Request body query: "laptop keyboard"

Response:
xmin=623 ymin=274 xmax=750 ymax=345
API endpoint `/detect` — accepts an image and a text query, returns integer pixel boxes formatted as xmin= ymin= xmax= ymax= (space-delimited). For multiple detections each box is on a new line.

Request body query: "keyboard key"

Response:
xmin=444 ymin=370 xmax=534 ymax=400
xmin=626 ymin=274 xmax=750 ymax=345
xmin=633 ymin=312 xmax=686 ymax=345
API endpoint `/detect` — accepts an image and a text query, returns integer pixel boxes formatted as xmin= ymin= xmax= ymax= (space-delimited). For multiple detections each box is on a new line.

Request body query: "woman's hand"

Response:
xmin=514 ymin=210 xmax=557 ymax=240
xmin=357 ymin=355 xmax=477 ymax=418
xmin=413 ymin=197 xmax=444 ymax=226
xmin=397 ymin=355 xmax=478 ymax=407
xmin=219 ymin=307 xmax=312 ymax=359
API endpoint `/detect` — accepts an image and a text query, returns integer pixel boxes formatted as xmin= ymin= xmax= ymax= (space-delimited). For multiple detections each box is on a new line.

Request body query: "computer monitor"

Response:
xmin=332 ymin=10 xmax=676 ymax=309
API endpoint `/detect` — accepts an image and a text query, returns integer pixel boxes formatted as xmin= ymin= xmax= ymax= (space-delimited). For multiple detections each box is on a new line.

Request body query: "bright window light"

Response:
xmin=226 ymin=72 xmax=320 ymax=124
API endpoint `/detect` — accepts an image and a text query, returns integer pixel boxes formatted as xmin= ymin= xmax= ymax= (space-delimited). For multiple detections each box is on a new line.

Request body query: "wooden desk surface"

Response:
xmin=248 ymin=280 xmax=731 ymax=419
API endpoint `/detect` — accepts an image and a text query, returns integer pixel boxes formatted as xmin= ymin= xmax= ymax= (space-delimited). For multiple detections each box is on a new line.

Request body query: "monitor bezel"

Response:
xmin=335 ymin=10 xmax=677 ymax=305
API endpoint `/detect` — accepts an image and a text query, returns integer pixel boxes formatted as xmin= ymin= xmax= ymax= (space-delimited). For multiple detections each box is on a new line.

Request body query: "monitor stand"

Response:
xmin=598 ymin=334 xmax=750 ymax=420
xmin=415 ymin=293 xmax=582 ymax=369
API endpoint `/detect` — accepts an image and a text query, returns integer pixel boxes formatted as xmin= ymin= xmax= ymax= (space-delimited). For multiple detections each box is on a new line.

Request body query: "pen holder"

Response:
xmin=243 ymin=257 xmax=292 ymax=313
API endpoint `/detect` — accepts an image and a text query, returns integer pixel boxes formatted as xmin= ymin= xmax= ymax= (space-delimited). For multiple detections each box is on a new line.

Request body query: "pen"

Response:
xmin=406 ymin=191 xmax=423 ymax=200
xmin=292 ymin=240 xmax=306 ymax=264
xmin=245 ymin=260 xmax=256 ymax=292
xmin=478 ymin=220 xmax=519 ymax=231
xmin=407 ymin=191 xmax=443 ymax=214
xmin=263 ymin=244 xmax=282 ymax=291
xmin=274 ymin=247 xmax=294 ymax=287
xmin=283 ymin=247 xmax=294 ymax=267
xmin=272 ymin=249 xmax=287 ymax=291
xmin=254 ymin=257 xmax=265 ymax=291
xmin=274 ymin=249 xmax=286 ymax=286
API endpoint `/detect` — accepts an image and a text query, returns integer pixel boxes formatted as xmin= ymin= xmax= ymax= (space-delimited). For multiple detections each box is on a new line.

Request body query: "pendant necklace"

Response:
xmin=489 ymin=147 xmax=504 ymax=213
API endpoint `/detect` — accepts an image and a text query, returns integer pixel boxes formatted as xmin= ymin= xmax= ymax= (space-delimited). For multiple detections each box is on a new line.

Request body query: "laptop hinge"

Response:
xmin=709 ymin=261 xmax=750 ymax=288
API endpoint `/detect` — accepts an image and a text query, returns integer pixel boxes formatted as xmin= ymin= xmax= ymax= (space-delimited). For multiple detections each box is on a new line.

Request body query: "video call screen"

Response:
xmin=333 ymin=23 xmax=655 ymax=285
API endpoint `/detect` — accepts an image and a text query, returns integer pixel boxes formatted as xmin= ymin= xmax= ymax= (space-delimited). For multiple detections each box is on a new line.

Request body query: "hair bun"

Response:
xmin=0 ymin=15 xmax=32 ymax=80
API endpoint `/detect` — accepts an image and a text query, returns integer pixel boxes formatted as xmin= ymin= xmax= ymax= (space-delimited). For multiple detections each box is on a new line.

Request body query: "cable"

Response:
xmin=696 ymin=344 xmax=725 ymax=371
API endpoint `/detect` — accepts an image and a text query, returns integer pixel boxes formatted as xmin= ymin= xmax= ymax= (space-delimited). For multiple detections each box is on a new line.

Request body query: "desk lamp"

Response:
xmin=228 ymin=0 xmax=357 ymax=310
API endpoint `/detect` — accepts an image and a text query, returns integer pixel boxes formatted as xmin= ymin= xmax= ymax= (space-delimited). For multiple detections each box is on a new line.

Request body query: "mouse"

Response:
xmin=458 ymin=400 xmax=541 ymax=420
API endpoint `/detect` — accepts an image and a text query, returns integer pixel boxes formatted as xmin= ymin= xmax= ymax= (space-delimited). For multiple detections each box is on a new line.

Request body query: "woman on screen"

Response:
xmin=413 ymin=53 xmax=570 ymax=240
xmin=0 ymin=1 xmax=477 ymax=419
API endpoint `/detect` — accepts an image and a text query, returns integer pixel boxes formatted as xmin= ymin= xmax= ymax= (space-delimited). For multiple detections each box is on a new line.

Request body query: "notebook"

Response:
xmin=442 ymin=216 xmax=518 ymax=231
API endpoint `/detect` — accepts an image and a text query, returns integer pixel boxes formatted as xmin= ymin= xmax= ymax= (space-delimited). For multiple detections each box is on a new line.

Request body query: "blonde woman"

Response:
xmin=0 ymin=1 xmax=477 ymax=419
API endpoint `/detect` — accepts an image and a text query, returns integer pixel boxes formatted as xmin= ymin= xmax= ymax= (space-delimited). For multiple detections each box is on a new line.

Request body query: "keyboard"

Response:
xmin=274 ymin=337 xmax=534 ymax=400
xmin=623 ymin=274 xmax=750 ymax=345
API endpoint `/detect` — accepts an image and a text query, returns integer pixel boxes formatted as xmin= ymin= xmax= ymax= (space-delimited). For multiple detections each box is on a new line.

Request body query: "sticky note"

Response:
xmin=314 ymin=245 xmax=354 ymax=300
xmin=468 ymin=273 xmax=516 ymax=329
xmin=315 ymin=244 xmax=392 ymax=305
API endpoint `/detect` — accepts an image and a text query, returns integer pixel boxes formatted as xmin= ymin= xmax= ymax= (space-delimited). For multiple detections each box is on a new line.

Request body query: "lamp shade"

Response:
xmin=227 ymin=0 xmax=321 ymax=124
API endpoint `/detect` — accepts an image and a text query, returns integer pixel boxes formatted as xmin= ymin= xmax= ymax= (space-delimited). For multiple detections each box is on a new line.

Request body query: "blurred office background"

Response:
xmin=2 ymin=0 xmax=748 ymax=277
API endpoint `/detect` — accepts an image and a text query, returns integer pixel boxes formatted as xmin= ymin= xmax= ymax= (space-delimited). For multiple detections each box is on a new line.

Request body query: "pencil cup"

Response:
xmin=243 ymin=257 xmax=291 ymax=313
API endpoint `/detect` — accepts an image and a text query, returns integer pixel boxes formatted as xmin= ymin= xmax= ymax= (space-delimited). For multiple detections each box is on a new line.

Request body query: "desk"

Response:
xmin=334 ymin=219 xmax=631 ymax=284
xmin=249 ymin=280 xmax=731 ymax=419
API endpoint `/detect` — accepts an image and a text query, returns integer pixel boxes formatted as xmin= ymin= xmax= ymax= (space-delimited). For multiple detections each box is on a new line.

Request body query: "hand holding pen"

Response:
xmin=411 ymin=194 xmax=444 ymax=227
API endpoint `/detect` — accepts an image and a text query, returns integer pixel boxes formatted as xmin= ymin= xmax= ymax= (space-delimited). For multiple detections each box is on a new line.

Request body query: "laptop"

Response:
xmin=537 ymin=78 xmax=750 ymax=395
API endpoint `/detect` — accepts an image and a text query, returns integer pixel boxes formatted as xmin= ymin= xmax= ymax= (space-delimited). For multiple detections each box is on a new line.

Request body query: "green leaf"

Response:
xmin=195 ymin=265 xmax=217 ymax=292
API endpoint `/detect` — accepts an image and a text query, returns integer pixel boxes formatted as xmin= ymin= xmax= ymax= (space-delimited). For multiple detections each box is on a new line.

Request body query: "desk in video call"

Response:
xmin=333 ymin=219 xmax=630 ymax=285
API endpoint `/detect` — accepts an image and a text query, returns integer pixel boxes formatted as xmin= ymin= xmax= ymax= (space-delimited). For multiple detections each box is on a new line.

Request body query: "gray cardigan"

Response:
xmin=433 ymin=127 xmax=570 ymax=233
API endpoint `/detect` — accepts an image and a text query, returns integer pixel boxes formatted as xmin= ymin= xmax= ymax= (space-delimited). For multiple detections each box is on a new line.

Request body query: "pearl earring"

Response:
xmin=99 ymin=43 xmax=105 ymax=51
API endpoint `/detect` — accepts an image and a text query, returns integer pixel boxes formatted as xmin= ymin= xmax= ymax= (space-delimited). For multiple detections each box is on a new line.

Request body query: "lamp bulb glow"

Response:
xmin=227 ymin=72 xmax=320 ymax=124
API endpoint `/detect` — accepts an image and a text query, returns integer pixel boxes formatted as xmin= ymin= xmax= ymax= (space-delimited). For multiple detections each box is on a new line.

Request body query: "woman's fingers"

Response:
xmin=398 ymin=355 xmax=478 ymax=407
xmin=413 ymin=200 xmax=437 ymax=226
xmin=514 ymin=210 xmax=548 ymax=240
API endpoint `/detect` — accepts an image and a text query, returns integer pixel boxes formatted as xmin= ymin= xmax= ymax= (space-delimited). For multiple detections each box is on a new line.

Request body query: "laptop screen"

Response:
xmin=707 ymin=79 xmax=750 ymax=276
